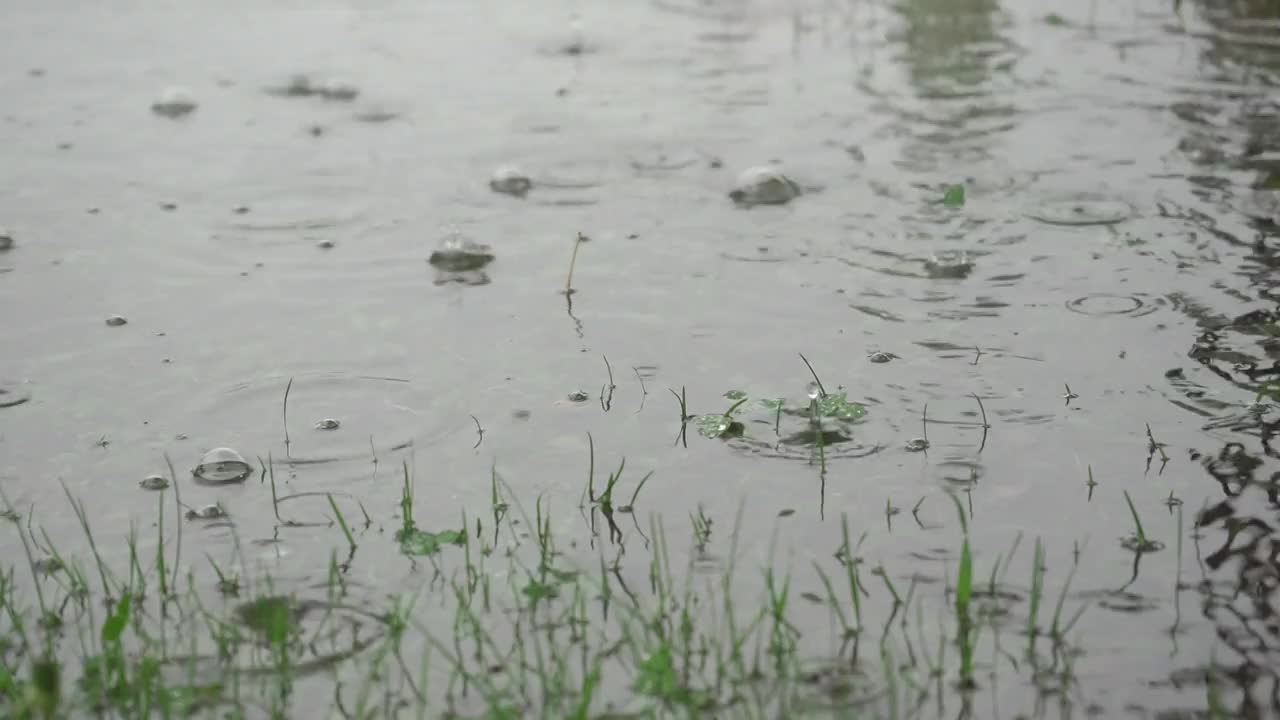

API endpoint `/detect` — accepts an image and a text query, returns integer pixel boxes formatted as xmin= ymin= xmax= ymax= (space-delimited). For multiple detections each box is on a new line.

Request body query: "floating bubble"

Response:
xmin=315 ymin=418 xmax=340 ymax=430
xmin=1026 ymin=196 xmax=1132 ymax=225
xmin=729 ymin=166 xmax=801 ymax=207
xmin=105 ymin=315 xmax=128 ymax=327
xmin=151 ymin=87 xmax=198 ymax=118
xmin=185 ymin=503 xmax=227 ymax=520
xmin=868 ymin=352 xmax=896 ymax=364
xmin=317 ymin=239 xmax=336 ymax=250
xmin=489 ymin=165 xmax=533 ymax=198
xmin=806 ymin=383 xmax=821 ymax=400
xmin=139 ymin=475 xmax=170 ymax=491
xmin=1066 ymin=293 xmax=1158 ymax=317
xmin=0 ymin=228 xmax=14 ymax=251
xmin=924 ymin=250 xmax=974 ymax=279
xmin=567 ymin=390 xmax=590 ymax=403
xmin=905 ymin=438 xmax=930 ymax=452
xmin=429 ymin=233 xmax=494 ymax=272
xmin=193 ymin=447 xmax=253 ymax=485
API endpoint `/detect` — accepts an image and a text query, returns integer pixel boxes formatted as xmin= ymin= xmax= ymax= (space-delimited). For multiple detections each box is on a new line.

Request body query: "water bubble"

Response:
xmin=806 ymin=382 xmax=821 ymax=400
xmin=905 ymin=438 xmax=930 ymax=452
xmin=151 ymin=87 xmax=198 ymax=118
xmin=567 ymin=390 xmax=590 ymax=403
xmin=105 ymin=315 xmax=128 ymax=327
xmin=317 ymin=239 xmax=336 ymax=250
xmin=0 ymin=228 xmax=14 ymax=251
xmin=729 ymin=166 xmax=801 ymax=207
xmin=139 ymin=475 xmax=170 ymax=491
xmin=868 ymin=352 xmax=896 ymax=364
xmin=1026 ymin=196 xmax=1132 ymax=226
xmin=428 ymin=233 xmax=494 ymax=272
xmin=193 ymin=447 xmax=253 ymax=485
xmin=185 ymin=503 xmax=227 ymax=520
xmin=924 ymin=250 xmax=974 ymax=279
xmin=315 ymin=418 xmax=341 ymax=430
xmin=490 ymin=165 xmax=533 ymax=198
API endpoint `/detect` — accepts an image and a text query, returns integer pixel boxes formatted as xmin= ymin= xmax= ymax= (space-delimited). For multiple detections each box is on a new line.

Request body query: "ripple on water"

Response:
xmin=218 ymin=172 xmax=370 ymax=243
xmin=0 ymin=382 xmax=30 ymax=408
xmin=184 ymin=372 xmax=460 ymax=468
xmin=1026 ymin=196 xmax=1134 ymax=226
xmin=1066 ymin=293 xmax=1161 ymax=318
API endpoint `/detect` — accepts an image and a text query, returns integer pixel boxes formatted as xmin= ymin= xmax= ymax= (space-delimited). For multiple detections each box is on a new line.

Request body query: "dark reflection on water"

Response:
xmin=1170 ymin=2 xmax=1280 ymax=716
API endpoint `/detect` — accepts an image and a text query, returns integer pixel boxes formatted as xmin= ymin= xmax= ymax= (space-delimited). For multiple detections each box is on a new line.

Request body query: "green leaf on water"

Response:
xmin=1044 ymin=12 xmax=1068 ymax=26
xmin=816 ymin=391 xmax=867 ymax=420
xmin=695 ymin=415 xmax=744 ymax=439
xmin=235 ymin=596 xmax=298 ymax=643
xmin=759 ymin=398 xmax=784 ymax=410
xmin=942 ymin=184 xmax=966 ymax=208
xmin=396 ymin=527 xmax=465 ymax=556
xmin=723 ymin=389 xmax=748 ymax=401
xmin=522 ymin=580 xmax=559 ymax=601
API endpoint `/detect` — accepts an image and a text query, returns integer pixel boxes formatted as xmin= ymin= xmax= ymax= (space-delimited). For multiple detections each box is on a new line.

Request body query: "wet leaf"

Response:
xmin=1044 ymin=12 xmax=1068 ymax=26
xmin=724 ymin=389 xmax=748 ymax=401
xmin=396 ymin=527 xmax=465 ymax=556
xmin=759 ymin=398 xmax=784 ymax=410
xmin=695 ymin=415 xmax=744 ymax=439
xmin=942 ymin=184 xmax=966 ymax=208
xmin=101 ymin=593 xmax=131 ymax=645
xmin=816 ymin=392 xmax=867 ymax=420
xmin=522 ymin=580 xmax=558 ymax=601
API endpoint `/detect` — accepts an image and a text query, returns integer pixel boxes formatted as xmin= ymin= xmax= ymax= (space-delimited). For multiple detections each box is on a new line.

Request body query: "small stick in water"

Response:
xmin=563 ymin=232 xmax=587 ymax=296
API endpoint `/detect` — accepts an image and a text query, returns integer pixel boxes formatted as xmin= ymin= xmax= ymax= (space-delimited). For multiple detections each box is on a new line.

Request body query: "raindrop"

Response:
xmin=151 ymin=87 xmax=198 ymax=118
xmin=140 ymin=475 xmax=170 ymax=491
xmin=868 ymin=352 xmax=896 ymax=364
xmin=315 ymin=418 xmax=341 ymax=430
xmin=490 ymin=165 xmax=532 ymax=198
xmin=105 ymin=315 xmax=128 ymax=327
xmin=806 ymin=383 xmax=821 ymax=400
xmin=0 ymin=228 xmax=14 ymax=251
xmin=729 ymin=166 xmax=801 ymax=207
xmin=429 ymin=233 xmax=494 ymax=272
xmin=1026 ymin=196 xmax=1132 ymax=226
xmin=193 ymin=447 xmax=253 ymax=485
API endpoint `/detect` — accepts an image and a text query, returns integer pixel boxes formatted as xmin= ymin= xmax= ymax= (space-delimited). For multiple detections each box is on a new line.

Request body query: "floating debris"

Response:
xmin=193 ymin=447 xmax=253 ymax=484
xmin=489 ymin=165 xmax=533 ymax=198
xmin=105 ymin=315 xmax=128 ymax=327
xmin=151 ymin=87 xmax=198 ymax=118
xmin=1026 ymin=196 xmax=1132 ymax=226
xmin=429 ymin=233 xmax=494 ymax=272
xmin=315 ymin=418 xmax=341 ymax=430
xmin=905 ymin=438 xmax=930 ymax=452
xmin=729 ymin=166 xmax=801 ymax=207
xmin=0 ymin=228 xmax=14 ymax=251
xmin=185 ymin=503 xmax=227 ymax=520
xmin=139 ymin=475 xmax=170 ymax=491
xmin=567 ymin=390 xmax=590 ymax=403
xmin=924 ymin=250 xmax=974 ymax=279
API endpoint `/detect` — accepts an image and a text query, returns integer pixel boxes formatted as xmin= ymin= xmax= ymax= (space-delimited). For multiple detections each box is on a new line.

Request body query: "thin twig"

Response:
xmin=470 ymin=415 xmax=484 ymax=449
xmin=563 ymin=232 xmax=586 ymax=296
xmin=633 ymin=367 xmax=648 ymax=413
xmin=282 ymin=377 xmax=294 ymax=453
xmin=972 ymin=393 xmax=990 ymax=454
xmin=922 ymin=402 xmax=929 ymax=445
xmin=601 ymin=355 xmax=616 ymax=412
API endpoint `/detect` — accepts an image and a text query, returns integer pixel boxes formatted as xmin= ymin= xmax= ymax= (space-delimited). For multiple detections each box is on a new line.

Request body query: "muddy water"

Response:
xmin=3 ymin=0 xmax=1280 ymax=716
